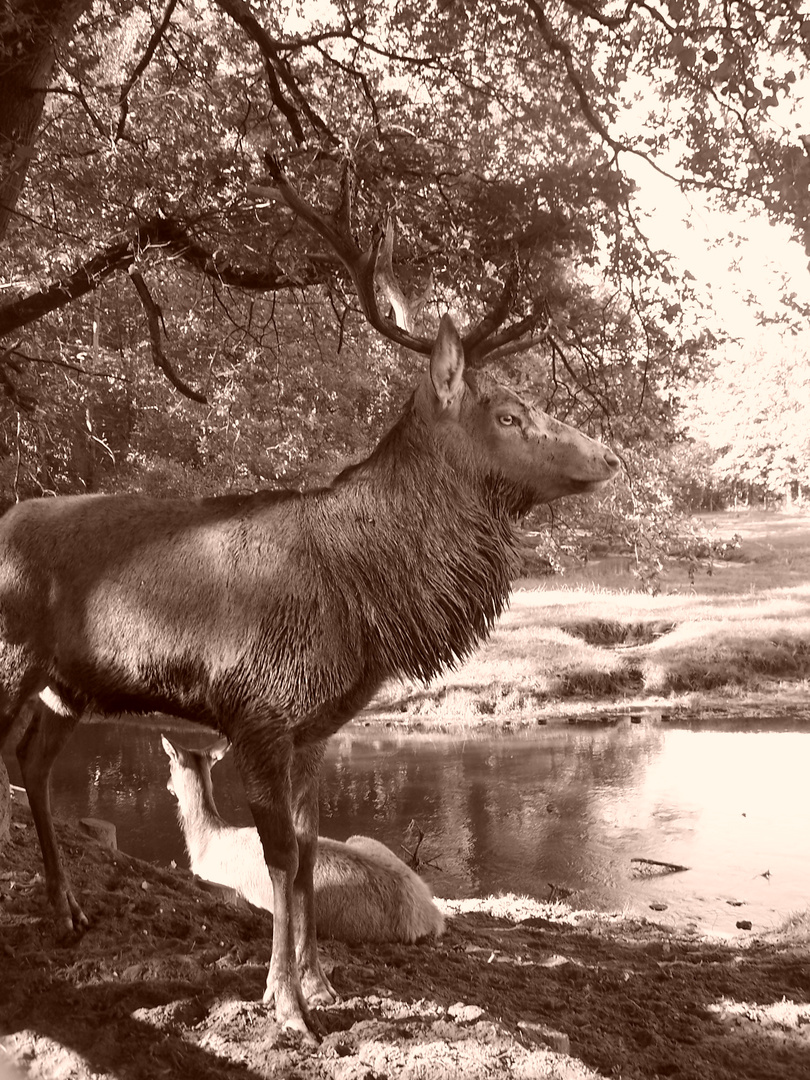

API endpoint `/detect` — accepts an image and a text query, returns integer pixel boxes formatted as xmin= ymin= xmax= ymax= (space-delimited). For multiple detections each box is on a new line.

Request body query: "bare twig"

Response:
xmin=6 ymin=347 xmax=124 ymax=380
xmin=400 ymin=819 xmax=442 ymax=873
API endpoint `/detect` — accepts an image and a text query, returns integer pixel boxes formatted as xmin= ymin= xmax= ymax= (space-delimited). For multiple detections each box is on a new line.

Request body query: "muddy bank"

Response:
xmin=2 ymin=800 xmax=809 ymax=1080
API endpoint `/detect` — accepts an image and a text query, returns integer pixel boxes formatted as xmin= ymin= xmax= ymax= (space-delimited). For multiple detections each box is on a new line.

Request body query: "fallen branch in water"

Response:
xmin=631 ymin=857 xmax=690 ymax=874
xmin=401 ymin=820 xmax=443 ymax=873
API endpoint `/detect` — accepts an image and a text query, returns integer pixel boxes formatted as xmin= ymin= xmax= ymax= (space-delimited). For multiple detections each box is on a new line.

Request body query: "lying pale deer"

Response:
xmin=162 ymin=734 xmax=444 ymax=944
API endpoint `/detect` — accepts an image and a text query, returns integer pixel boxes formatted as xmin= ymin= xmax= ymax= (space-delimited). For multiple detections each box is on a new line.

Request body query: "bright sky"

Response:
xmin=625 ymin=155 xmax=810 ymax=341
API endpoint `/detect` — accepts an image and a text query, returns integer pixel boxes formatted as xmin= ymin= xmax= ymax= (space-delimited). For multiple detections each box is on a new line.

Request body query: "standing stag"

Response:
xmin=0 ymin=170 xmax=620 ymax=1039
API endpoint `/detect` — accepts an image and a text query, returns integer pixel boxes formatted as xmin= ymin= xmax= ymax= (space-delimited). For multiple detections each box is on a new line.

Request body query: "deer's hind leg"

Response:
xmin=16 ymin=692 xmax=86 ymax=933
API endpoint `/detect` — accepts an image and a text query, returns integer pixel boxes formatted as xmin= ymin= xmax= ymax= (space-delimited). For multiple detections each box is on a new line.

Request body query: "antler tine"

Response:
xmin=264 ymin=154 xmax=357 ymax=267
xmin=373 ymin=218 xmax=415 ymax=332
xmin=355 ymin=226 xmax=388 ymax=324
xmin=462 ymin=263 xmax=520 ymax=365
xmin=333 ymin=159 xmax=355 ymax=244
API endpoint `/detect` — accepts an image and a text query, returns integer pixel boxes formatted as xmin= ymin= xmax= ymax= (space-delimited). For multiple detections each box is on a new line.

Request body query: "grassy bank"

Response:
xmin=369 ymin=510 xmax=810 ymax=727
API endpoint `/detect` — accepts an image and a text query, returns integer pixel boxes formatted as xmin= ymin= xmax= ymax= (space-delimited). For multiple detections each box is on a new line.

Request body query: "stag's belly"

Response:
xmin=38 ymin=603 xmax=383 ymax=739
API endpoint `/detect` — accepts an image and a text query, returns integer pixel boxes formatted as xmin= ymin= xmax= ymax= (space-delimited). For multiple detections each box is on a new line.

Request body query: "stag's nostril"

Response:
xmin=605 ymin=451 xmax=621 ymax=470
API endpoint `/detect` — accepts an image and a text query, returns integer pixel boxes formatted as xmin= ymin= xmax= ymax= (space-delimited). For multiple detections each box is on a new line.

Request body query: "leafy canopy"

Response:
xmin=0 ymin=0 xmax=807 ymax=522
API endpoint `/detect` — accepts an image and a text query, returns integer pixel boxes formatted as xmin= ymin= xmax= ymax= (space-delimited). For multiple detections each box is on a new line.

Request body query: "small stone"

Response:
xmin=352 ymin=965 xmax=377 ymax=979
xmin=10 ymin=784 xmax=29 ymax=809
xmin=538 ymin=954 xmax=570 ymax=968
xmin=448 ymin=1002 xmax=486 ymax=1023
xmin=518 ymin=1020 xmax=571 ymax=1055
xmin=736 ymin=920 xmax=752 ymax=930
xmin=79 ymin=817 xmax=118 ymax=850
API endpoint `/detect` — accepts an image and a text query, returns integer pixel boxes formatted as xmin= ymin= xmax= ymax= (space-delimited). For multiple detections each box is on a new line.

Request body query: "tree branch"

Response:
xmin=526 ymin=0 xmax=622 ymax=153
xmin=525 ymin=0 xmax=683 ymax=184
xmin=212 ymin=0 xmax=334 ymax=144
xmin=0 ymin=214 xmax=333 ymax=339
xmin=127 ymin=266 xmax=208 ymax=403
xmin=117 ymin=0 xmax=180 ymax=141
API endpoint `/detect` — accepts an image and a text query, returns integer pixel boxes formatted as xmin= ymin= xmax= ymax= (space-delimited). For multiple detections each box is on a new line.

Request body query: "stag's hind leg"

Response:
xmin=16 ymin=693 xmax=86 ymax=933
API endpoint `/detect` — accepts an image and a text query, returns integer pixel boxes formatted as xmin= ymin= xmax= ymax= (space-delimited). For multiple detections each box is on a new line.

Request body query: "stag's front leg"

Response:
xmin=232 ymin=729 xmax=317 ymax=1042
xmin=291 ymin=740 xmax=336 ymax=1005
xmin=16 ymin=698 xmax=87 ymax=934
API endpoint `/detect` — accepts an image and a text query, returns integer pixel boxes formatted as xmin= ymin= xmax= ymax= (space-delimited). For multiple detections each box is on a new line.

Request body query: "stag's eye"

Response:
xmin=498 ymin=414 xmax=518 ymax=427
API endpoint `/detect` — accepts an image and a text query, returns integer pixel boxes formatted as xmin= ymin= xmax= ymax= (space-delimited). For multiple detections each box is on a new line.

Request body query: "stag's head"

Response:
xmin=417 ymin=315 xmax=620 ymax=507
xmin=262 ymin=165 xmax=620 ymax=506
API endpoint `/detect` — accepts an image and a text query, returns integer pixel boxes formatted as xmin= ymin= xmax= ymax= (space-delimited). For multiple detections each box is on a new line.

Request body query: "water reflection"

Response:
xmin=3 ymin=717 xmax=808 ymax=934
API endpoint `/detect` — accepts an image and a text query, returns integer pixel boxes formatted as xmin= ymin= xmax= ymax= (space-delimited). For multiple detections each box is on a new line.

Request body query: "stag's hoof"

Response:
xmin=301 ymin=964 xmax=337 ymax=1006
xmin=282 ymin=1016 xmax=319 ymax=1047
xmin=263 ymin=973 xmax=322 ymax=1042
xmin=298 ymin=959 xmax=336 ymax=1006
xmin=51 ymin=886 xmax=89 ymax=935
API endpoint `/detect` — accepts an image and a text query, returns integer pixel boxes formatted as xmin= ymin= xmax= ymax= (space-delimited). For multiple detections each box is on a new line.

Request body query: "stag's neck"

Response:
xmin=324 ymin=409 xmax=520 ymax=682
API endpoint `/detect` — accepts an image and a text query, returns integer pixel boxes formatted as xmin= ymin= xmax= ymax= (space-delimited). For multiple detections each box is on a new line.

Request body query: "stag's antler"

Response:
xmin=262 ymin=157 xmax=529 ymax=364
xmin=264 ymin=157 xmax=429 ymax=353
xmin=374 ymin=218 xmax=418 ymax=334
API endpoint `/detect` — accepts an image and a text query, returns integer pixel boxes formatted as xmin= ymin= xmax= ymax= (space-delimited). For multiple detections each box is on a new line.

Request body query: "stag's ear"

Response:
xmin=429 ymin=314 xmax=465 ymax=412
xmin=208 ymin=738 xmax=231 ymax=766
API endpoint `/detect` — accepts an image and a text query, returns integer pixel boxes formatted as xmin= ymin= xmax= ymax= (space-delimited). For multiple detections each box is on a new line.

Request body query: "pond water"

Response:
xmin=4 ymin=716 xmax=809 ymax=936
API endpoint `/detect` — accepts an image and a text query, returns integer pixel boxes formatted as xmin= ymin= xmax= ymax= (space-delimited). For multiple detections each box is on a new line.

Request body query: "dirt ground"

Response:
xmin=2 ymin=799 xmax=809 ymax=1080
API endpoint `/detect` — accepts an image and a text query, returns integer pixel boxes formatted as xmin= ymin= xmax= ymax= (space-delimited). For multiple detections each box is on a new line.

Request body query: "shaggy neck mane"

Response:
xmin=322 ymin=398 xmax=522 ymax=685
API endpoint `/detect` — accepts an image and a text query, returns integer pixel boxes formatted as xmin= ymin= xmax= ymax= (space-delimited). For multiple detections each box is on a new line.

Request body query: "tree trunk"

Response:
xmin=0 ymin=757 xmax=9 ymax=853
xmin=0 ymin=0 xmax=90 ymax=244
